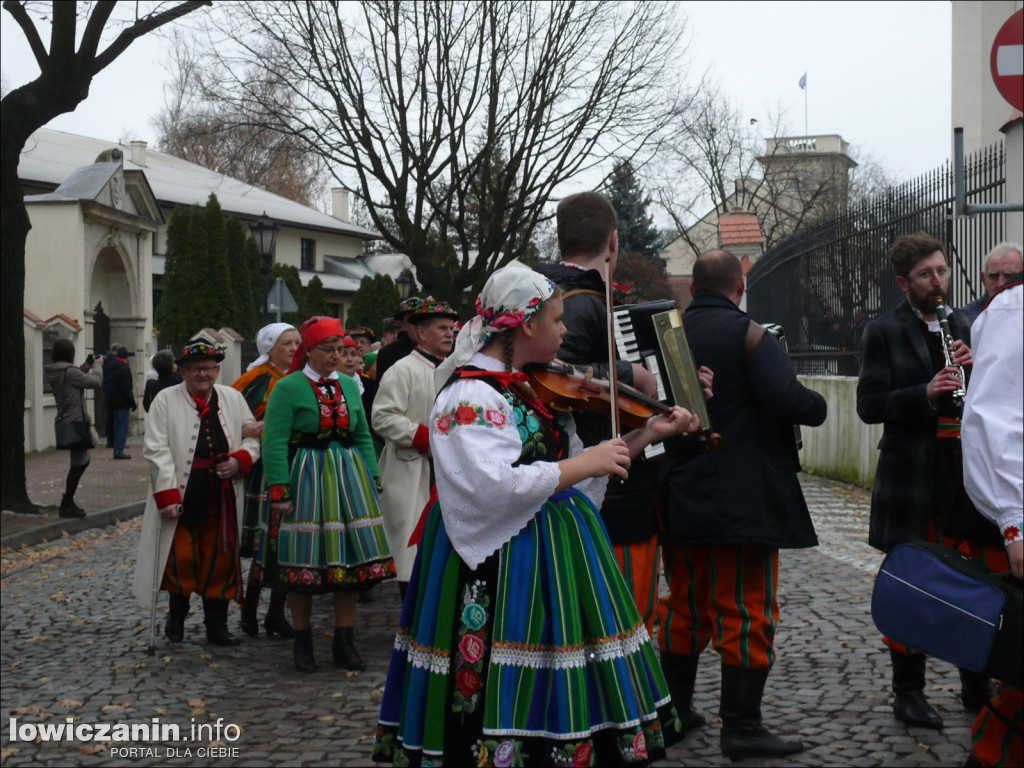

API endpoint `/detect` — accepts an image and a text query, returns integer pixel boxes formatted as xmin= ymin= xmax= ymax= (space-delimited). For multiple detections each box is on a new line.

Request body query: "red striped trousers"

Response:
xmin=657 ymin=543 xmax=779 ymax=671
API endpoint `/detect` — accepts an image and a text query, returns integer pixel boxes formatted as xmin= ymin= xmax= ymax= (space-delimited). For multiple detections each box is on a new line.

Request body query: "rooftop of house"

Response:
xmin=19 ymin=128 xmax=379 ymax=240
xmin=718 ymin=210 xmax=764 ymax=246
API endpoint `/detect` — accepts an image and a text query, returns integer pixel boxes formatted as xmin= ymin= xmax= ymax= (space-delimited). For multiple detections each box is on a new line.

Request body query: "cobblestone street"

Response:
xmin=1 ymin=474 xmax=979 ymax=767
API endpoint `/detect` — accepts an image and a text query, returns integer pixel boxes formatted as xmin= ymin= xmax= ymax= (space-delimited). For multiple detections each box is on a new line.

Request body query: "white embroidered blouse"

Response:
xmin=430 ymin=352 xmax=608 ymax=570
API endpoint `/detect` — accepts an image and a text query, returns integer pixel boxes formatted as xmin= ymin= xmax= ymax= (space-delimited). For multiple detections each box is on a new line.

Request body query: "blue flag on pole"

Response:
xmin=799 ymin=72 xmax=807 ymax=89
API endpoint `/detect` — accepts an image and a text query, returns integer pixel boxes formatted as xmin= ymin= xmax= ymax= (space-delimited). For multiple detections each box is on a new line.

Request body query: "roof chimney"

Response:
xmin=130 ymin=140 xmax=148 ymax=167
xmin=332 ymin=187 xmax=350 ymax=223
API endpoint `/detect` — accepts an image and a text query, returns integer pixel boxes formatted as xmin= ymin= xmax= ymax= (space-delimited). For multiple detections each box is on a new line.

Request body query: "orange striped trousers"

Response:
xmin=972 ymin=685 xmax=1022 ymax=767
xmin=161 ymin=512 xmax=238 ymax=601
xmin=657 ymin=543 xmax=779 ymax=671
xmin=613 ymin=535 xmax=660 ymax=638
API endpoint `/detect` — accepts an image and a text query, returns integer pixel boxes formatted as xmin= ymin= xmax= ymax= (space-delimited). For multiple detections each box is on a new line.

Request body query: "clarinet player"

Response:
xmin=858 ymin=232 xmax=1008 ymax=730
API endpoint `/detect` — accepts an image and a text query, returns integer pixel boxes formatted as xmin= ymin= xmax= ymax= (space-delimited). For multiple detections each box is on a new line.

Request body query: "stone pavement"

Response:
xmin=1 ymin=436 xmax=148 ymax=548
xmin=0 ymin=474 xmax=980 ymax=767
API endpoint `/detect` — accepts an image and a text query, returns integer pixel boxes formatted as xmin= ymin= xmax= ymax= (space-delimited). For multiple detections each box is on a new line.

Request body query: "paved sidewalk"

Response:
xmin=0 ymin=472 xmax=982 ymax=767
xmin=1 ymin=436 xmax=148 ymax=549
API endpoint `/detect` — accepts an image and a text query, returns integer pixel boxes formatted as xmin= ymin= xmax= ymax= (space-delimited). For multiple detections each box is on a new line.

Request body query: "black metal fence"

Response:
xmin=746 ymin=143 xmax=1006 ymax=375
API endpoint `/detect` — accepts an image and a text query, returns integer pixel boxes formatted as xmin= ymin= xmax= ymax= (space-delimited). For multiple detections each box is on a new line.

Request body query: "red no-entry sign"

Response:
xmin=991 ymin=9 xmax=1023 ymax=112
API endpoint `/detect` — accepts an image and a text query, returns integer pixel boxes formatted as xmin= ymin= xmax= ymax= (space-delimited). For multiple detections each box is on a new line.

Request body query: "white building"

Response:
xmin=18 ymin=127 xmax=385 ymax=451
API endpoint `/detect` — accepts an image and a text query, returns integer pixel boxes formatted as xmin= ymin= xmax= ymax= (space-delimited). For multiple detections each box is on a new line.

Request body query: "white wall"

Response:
xmin=797 ymin=375 xmax=882 ymax=488
xmin=25 ymin=203 xmax=86 ymax=320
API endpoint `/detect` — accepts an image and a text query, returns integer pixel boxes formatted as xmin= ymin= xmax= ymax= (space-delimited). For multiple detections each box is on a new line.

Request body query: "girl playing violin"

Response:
xmin=373 ymin=262 xmax=700 ymax=767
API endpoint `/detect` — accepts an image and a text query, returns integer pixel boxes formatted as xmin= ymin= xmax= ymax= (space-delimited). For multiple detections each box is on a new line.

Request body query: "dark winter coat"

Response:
xmin=533 ymin=261 xmax=658 ymax=543
xmin=143 ymin=371 xmax=184 ymax=412
xmin=856 ymin=300 xmax=1000 ymax=550
xmin=660 ymin=291 xmax=827 ymax=549
xmin=102 ymin=356 xmax=137 ymax=410
xmin=374 ymin=332 xmax=416 ymax=384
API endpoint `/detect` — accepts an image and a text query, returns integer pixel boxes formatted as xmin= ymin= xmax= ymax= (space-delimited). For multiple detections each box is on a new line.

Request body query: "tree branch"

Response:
xmin=2 ymin=1 xmax=48 ymax=69
xmin=91 ymin=0 xmax=211 ymax=75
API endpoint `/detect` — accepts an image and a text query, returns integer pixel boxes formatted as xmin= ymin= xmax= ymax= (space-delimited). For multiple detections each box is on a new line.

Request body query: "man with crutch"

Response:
xmin=133 ymin=342 xmax=261 ymax=649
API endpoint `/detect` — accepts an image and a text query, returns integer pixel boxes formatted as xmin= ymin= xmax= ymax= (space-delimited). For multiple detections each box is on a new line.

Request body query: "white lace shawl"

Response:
xmin=430 ymin=352 xmax=607 ymax=570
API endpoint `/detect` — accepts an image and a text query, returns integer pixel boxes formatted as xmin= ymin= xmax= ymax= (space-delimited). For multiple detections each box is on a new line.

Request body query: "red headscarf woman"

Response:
xmin=256 ymin=316 xmax=396 ymax=673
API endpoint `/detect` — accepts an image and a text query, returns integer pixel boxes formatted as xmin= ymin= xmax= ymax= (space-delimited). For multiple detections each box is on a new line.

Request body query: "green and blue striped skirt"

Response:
xmin=258 ymin=440 xmax=395 ymax=593
xmin=240 ymin=459 xmax=268 ymax=557
xmin=373 ymin=489 xmax=682 ymax=767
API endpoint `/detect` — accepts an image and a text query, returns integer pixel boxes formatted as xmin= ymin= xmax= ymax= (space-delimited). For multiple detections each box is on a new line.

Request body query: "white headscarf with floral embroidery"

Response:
xmin=434 ymin=261 xmax=556 ymax=391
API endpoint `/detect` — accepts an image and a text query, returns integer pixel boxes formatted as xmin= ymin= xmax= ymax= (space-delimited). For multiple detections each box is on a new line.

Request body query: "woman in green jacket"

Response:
xmin=257 ymin=316 xmax=395 ymax=673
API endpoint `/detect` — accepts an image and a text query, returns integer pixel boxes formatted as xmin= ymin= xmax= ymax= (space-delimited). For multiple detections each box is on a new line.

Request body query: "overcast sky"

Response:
xmin=1 ymin=1 xmax=952 ymax=189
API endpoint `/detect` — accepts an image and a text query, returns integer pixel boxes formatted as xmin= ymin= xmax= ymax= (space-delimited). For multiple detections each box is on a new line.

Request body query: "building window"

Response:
xmin=301 ymin=238 xmax=316 ymax=271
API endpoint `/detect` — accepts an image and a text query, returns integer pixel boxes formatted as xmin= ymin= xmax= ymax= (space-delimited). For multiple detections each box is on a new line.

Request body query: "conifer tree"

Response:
xmin=154 ymin=205 xmax=195 ymax=345
xmin=154 ymin=196 xmax=263 ymax=344
xmin=607 ymin=160 xmax=661 ymax=259
xmin=305 ymin=275 xmax=329 ymax=318
xmin=202 ymin=194 xmax=235 ymax=328
xmin=224 ymin=214 xmax=261 ymax=337
xmin=346 ymin=274 xmax=401 ymax=336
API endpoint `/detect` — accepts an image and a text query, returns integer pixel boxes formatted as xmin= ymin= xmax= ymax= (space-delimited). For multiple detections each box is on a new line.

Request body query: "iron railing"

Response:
xmin=746 ymin=142 xmax=1006 ymax=375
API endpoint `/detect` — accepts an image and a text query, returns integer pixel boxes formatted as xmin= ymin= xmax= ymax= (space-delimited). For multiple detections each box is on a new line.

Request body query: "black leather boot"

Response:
xmin=59 ymin=494 xmax=86 ymax=519
xmin=203 ymin=598 xmax=241 ymax=646
xmin=263 ymin=589 xmax=294 ymax=639
xmin=164 ymin=593 xmax=190 ymax=643
xmin=659 ymin=651 xmax=706 ymax=733
xmin=959 ymin=668 xmax=995 ymax=712
xmin=333 ymin=626 xmax=366 ymax=671
xmin=719 ymin=664 xmax=806 ymax=761
xmin=891 ymin=650 xmax=942 ymax=729
xmin=238 ymin=578 xmax=261 ymax=637
xmin=293 ymin=629 xmax=317 ymax=673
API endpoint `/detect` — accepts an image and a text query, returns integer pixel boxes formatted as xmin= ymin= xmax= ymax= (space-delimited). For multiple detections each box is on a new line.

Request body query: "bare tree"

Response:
xmin=653 ymin=83 xmax=886 ymax=265
xmin=189 ymin=0 xmax=688 ymax=307
xmin=1 ymin=0 xmax=209 ymax=510
xmin=154 ymin=33 xmax=328 ymax=208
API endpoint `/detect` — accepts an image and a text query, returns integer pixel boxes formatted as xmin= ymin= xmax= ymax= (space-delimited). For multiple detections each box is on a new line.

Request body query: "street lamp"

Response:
xmin=248 ymin=211 xmax=280 ymax=322
xmin=395 ymin=270 xmax=415 ymax=300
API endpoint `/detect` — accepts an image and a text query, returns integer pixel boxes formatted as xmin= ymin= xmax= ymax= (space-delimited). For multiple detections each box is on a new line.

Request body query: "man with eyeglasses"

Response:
xmin=858 ymin=232 xmax=1006 ymax=730
xmin=958 ymin=241 xmax=1023 ymax=327
xmin=133 ymin=342 xmax=261 ymax=649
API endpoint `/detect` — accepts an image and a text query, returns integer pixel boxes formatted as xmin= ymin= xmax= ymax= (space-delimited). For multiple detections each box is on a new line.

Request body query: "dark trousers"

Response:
xmin=112 ymin=409 xmax=130 ymax=456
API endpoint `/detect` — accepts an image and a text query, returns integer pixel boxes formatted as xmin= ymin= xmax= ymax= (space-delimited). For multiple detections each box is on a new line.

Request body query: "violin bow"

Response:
xmin=605 ymin=253 xmax=621 ymax=439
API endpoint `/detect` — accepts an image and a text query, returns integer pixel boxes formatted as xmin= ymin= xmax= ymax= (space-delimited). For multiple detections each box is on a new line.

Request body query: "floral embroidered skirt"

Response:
xmin=373 ymin=489 xmax=683 ymax=767
xmin=240 ymin=459 xmax=268 ymax=558
xmin=253 ymin=441 xmax=395 ymax=593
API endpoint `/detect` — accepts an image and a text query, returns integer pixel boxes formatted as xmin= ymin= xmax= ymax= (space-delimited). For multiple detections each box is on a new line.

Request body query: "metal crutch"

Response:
xmin=146 ymin=517 xmax=163 ymax=656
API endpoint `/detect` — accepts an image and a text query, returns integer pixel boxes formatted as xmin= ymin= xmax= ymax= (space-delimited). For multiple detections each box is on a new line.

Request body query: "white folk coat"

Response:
xmin=132 ymin=383 xmax=259 ymax=609
xmin=372 ymin=349 xmax=436 ymax=581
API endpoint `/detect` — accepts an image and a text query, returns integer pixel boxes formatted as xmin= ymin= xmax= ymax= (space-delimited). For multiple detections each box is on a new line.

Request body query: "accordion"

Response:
xmin=612 ymin=300 xmax=712 ymax=458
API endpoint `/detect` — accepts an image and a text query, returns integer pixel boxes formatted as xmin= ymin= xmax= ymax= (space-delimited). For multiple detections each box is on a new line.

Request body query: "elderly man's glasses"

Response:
xmin=184 ymin=365 xmax=218 ymax=374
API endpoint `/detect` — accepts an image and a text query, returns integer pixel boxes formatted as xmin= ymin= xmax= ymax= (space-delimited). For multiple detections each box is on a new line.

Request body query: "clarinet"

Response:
xmin=934 ymin=298 xmax=966 ymax=414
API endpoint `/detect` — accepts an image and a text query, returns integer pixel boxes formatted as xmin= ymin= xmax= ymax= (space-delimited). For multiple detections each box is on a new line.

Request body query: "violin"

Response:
xmin=522 ymin=362 xmax=722 ymax=451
